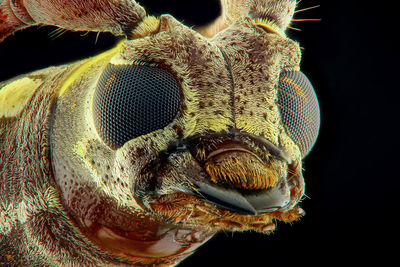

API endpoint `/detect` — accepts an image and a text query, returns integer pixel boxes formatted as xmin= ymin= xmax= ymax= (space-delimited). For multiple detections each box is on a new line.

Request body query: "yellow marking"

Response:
xmin=281 ymin=77 xmax=309 ymax=103
xmin=129 ymin=16 xmax=161 ymax=39
xmin=57 ymin=41 xmax=124 ymax=97
xmin=73 ymin=139 xmax=115 ymax=199
xmin=253 ymin=18 xmax=285 ymax=37
xmin=73 ymin=140 xmax=87 ymax=160
xmin=110 ymin=53 xmax=131 ymax=65
xmin=0 ymin=77 xmax=43 ymax=118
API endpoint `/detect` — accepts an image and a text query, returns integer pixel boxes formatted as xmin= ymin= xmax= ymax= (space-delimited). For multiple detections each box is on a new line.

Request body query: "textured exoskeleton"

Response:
xmin=0 ymin=0 xmax=320 ymax=266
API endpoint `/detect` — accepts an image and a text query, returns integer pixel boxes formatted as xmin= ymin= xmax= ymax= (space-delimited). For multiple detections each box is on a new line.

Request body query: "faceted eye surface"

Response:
xmin=93 ymin=64 xmax=181 ymax=149
xmin=277 ymin=71 xmax=320 ymax=157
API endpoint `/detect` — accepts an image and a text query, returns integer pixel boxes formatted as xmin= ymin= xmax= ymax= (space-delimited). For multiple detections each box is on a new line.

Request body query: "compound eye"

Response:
xmin=93 ymin=64 xmax=181 ymax=149
xmin=277 ymin=71 xmax=320 ymax=157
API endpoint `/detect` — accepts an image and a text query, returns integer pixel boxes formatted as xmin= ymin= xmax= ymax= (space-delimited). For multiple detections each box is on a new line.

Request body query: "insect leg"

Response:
xmin=0 ymin=0 xmax=32 ymax=42
xmin=0 ymin=0 xmax=147 ymax=43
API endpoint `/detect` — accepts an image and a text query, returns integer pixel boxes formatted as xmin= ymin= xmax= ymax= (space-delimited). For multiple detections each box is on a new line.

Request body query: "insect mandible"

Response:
xmin=0 ymin=0 xmax=320 ymax=266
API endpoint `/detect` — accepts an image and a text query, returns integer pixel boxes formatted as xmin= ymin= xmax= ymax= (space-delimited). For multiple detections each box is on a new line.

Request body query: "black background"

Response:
xmin=0 ymin=0 xmax=398 ymax=266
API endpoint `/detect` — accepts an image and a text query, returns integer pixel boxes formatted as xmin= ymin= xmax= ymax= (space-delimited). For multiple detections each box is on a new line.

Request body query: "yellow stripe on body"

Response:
xmin=57 ymin=41 xmax=124 ymax=97
xmin=0 ymin=77 xmax=43 ymax=118
xmin=253 ymin=17 xmax=286 ymax=37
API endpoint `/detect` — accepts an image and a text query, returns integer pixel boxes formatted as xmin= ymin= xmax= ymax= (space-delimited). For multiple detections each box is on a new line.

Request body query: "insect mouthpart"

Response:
xmin=204 ymin=147 xmax=280 ymax=190
xmin=135 ymin=133 xmax=304 ymax=218
xmin=187 ymin=138 xmax=303 ymax=215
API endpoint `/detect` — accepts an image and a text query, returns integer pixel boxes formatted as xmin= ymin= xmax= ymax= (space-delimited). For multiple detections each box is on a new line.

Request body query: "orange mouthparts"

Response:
xmin=205 ymin=150 xmax=280 ymax=190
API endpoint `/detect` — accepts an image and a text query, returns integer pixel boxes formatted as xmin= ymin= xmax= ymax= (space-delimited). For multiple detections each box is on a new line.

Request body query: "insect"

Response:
xmin=0 ymin=0 xmax=320 ymax=266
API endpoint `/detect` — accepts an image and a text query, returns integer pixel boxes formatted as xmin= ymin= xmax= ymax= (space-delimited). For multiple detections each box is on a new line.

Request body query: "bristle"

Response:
xmin=294 ymin=5 xmax=320 ymax=14
xmin=291 ymin=18 xmax=321 ymax=22
xmin=80 ymin=31 xmax=90 ymax=37
xmin=287 ymin=26 xmax=302 ymax=32
xmin=95 ymin=32 xmax=101 ymax=44
xmin=49 ymin=28 xmax=68 ymax=40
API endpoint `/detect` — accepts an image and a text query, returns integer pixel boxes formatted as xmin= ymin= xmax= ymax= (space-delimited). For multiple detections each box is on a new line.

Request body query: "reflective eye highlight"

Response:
xmin=277 ymin=71 xmax=320 ymax=157
xmin=93 ymin=64 xmax=181 ymax=149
